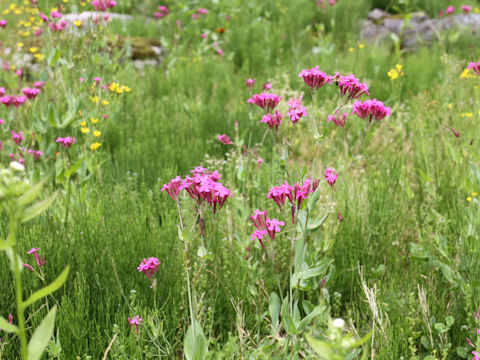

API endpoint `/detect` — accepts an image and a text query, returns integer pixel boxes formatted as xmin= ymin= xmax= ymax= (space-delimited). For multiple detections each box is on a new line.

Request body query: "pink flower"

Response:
xmin=0 ymin=87 xmax=5 ymax=96
xmin=251 ymin=230 xmax=268 ymax=248
xmin=201 ymin=33 xmax=207 ymax=38
xmin=267 ymin=181 xmax=293 ymax=210
xmin=27 ymin=247 xmax=46 ymax=267
xmin=247 ymin=92 xmax=281 ymax=112
xmin=468 ymin=62 xmax=480 ymax=74
xmin=250 ymin=210 xmax=284 ymax=246
xmin=197 ymin=8 xmax=208 ymax=14
xmin=446 ymin=6 xmax=454 ymax=14
xmin=22 ymin=88 xmax=40 ymax=99
xmin=451 ymin=128 xmax=460 ymax=138
xmin=56 ymin=136 xmax=76 ymax=148
xmin=462 ymin=5 xmax=472 ymax=14
xmin=91 ymin=0 xmax=116 ymax=11
xmin=137 ymin=257 xmax=161 ymax=278
xmin=325 ymin=168 xmax=337 ymax=187
xmin=0 ymin=118 xmax=4 ymax=124
xmin=327 ymin=113 xmax=348 ymax=128
xmin=155 ymin=5 xmax=169 ymax=19
xmin=0 ymin=20 xmax=6 ymax=28
xmin=34 ymin=81 xmax=46 ymax=89
xmin=286 ymin=96 xmax=308 ymax=124
xmin=260 ymin=110 xmax=283 ymax=130
xmin=216 ymin=48 xmax=224 ymax=56
xmin=473 ymin=351 xmax=480 ymax=360
xmin=352 ymin=99 xmax=391 ymax=121
xmin=263 ymin=82 xmax=272 ymax=91
xmin=27 ymin=149 xmax=43 ymax=161
xmin=266 ymin=218 xmax=285 ymax=239
xmin=245 ymin=78 xmax=256 ymax=90
xmin=34 ymin=28 xmax=43 ymax=36
xmin=256 ymin=157 xmax=264 ymax=169
xmin=192 ymin=14 xmax=200 ymax=19
xmin=94 ymin=77 xmax=101 ymax=84
xmin=11 ymin=131 xmax=24 ymax=145
xmin=128 ymin=315 xmax=142 ymax=334
xmin=338 ymin=212 xmax=343 ymax=223
xmin=24 ymin=263 xmax=34 ymax=271
xmin=218 ymin=134 xmax=233 ymax=145
xmin=298 ymin=66 xmax=333 ymax=90
xmin=336 ymin=74 xmax=369 ymax=100
xmin=160 ymin=176 xmax=183 ymax=200
xmin=50 ymin=10 xmax=61 ymax=18
xmin=39 ymin=12 xmax=49 ymax=22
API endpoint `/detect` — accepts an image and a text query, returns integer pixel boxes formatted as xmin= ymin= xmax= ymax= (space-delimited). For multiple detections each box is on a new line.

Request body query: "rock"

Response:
xmin=361 ymin=8 xmax=480 ymax=48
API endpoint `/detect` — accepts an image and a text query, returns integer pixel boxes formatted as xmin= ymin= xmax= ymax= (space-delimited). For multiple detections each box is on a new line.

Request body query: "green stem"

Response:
xmin=10 ymin=207 xmax=28 ymax=359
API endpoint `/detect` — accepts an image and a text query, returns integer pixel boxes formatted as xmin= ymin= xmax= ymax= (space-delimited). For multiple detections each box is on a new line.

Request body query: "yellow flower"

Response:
xmin=395 ymin=64 xmax=403 ymax=72
xmin=460 ymin=68 xmax=474 ymax=79
xmin=348 ymin=47 xmax=354 ymax=52
xmin=80 ymin=121 xmax=87 ymax=127
xmin=467 ymin=197 xmax=473 ymax=202
xmin=102 ymin=100 xmax=109 ymax=106
xmin=81 ymin=127 xmax=90 ymax=134
xmin=358 ymin=43 xmax=364 ymax=49
xmin=388 ymin=69 xmax=399 ymax=80
xmin=74 ymin=20 xmax=82 ymax=27
xmin=29 ymin=47 xmax=38 ymax=53
xmin=461 ymin=112 xmax=473 ymax=118
xmin=90 ymin=142 xmax=102 ymax=151
xmin=90 ymin=117 xmax=98 ymax=124
xmin=474 ymin=7 xmax=480 ymax=13
xmin=17 ymin=42 xmax=24 ymax=48
xmin=90 ymin=96 xmax=100 ymax=103
xmin=473 ymin=192 xmax=478 ymax=196
xmin=447 ymin=104 xmax=453 ymax=110
xmin=34 ymin=54 xmax=45 ymax=61
xmin=93 ymin=130 xmax=101 ymax=137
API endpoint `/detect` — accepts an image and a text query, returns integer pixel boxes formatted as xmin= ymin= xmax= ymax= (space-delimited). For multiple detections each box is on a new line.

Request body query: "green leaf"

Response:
xmin=21 ymin=193 xmax=57 ymax=223
xmin=297 ymin=304 xmax=327 ymax=332
xmin=65 ymin=158 xmax=84 ymax=178
xmin=281 ymin=297 xmax=298 ymax=335
xmin=445 ymin=316 xmax=454 ymax=328
xmin=48 ymin=49 xmax=61 ymax=67
xmin=350 ymin=330 xmax=373 ymax=348
xmin=268 ymin=292 xmax=280 ymax=330
xmin=307 ymin=214 xmax=328 ymax=231
xmin=0 ymin=316 xmax=18 ymax=333
xmin=184 ymin=319 xmax=207 ymax=360
xmin=197 ymin=245 xmax=208 ymax=259
xmin=305 ymin=334 xmax=333 ymax=357
xmin=5 ymin=248 xmax=23 ymax=272
xmin=306 ymin=184 xmax=322 ymax=212
xmin=0 ymin=239 xmax=13 ymax=251
xmin=23 ymin=266 xmax=69 ymax=309
xmin=27 ymin=305 xmax=57 ymax=360
xmin=17 ymin=180 xmax=45 ymax=206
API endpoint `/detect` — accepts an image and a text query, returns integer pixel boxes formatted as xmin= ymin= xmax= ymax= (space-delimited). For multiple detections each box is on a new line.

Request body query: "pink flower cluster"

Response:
xmin=298 ymin=66 xmax=333 ymax=90
xmin=250 ymin=210 xmax=285 ymax=248
xmin=128 ymin=315 xmax=142 ymax=334
xmin=353 ymin=99 xmax=391 ymax=122
xmin=161 ymin=167 xmax=233 ymax=214
xmin=267 ymin=178 xmax=321 ymax=222
xmin=462 ymin=5 xmax=472 ymax=14
xmin=439 ymin=6 xmax=455 ymax=17
xmin=286 ymin=96 xmax=308 ymax=124
xmin=468 ymin=62 xmax=480 ymax=74
xmin=39 ymin=11 xmax=67 ymax=32
xmin=91 ymin=0 xmax=117 ymax=11
xmin=137 ymin=257 xmax=161 ymax=278
xmin=9 ymin=145 xmax=43 ymax=164
xmin=22 ymin=88 xmax=40 ymax=99
xmin=192 ymin=8 xmax=208 ymax=19
xmin=336 ymin=74 xmax=370 ymax=100
xmin=261 ymin=110 xmax=283 ymax=130
xmin=0 ymin=95 xmax=26 ymax=108
xmin=247 ymin=92 xmax=281 ymax=112
xmin=11 ymin=131 xmax=24 ymax=145
xmin=218 ymin=134 xmax=233 ymax=145
xmin=56 ymin=136 xmax=76 ymax=148
xmin=26 ymin=247 xmax=46 ymax=267
xmin=245 ymin=78 xmax=256 ymax=90
xmin=324 ymin=168 xmax=337 ymax=187
xmin=0 ymin=20 xmax=6 ymax=28
xmin=155 ymin=5 xmax=169 ymax=19
xmin=327 ymin=113 xmax=348 ymax=128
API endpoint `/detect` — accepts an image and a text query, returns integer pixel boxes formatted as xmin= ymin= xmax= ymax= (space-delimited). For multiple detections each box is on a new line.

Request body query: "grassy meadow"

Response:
xmin=1 ymin=0 xmax=480 ymax=359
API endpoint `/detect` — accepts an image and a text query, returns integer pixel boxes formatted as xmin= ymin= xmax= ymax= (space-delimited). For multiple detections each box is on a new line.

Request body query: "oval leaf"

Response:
xmin=23 ymin=266 xmax=69 ymax=309
xmin=28 ymin=305 xmax=57 ymax=360
xmin=0 ymin=316 xmax=18 ymax=333
xmin=21 ymin=193 xmax=57 ymax=223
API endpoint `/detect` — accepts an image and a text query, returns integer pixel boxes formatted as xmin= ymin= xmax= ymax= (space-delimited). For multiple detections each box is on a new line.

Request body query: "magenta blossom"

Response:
xmin=462 ymin=5 xmax=472 ymax=14
xmin=250 ymin=210 xmax=285 ymax=247
xmin=27 ymin=149 xmax=43 ymax=161
xmin=50 ymin=10 xmax=61 ymax=18
xmin=446 ymin=6 xmax=454 ymax=14
xmin=325 ymin=168 xmax=337 ymax=187
xmin=137 ymin=257 xmax=161 ymax=278
xmin=27 ymin=247 xmax=45 ymax=267
xmin=0 ymin=20 xmax=6 ymax=28
xmin=23 ymin=263 xmax=34 ymax=271
xmin=245 ymin=78 xmax=256 ymax=90
xmin=0 ymin=88 xmax=5 ymax=97
xmin=286 ymin=96 xmax=308 ymax=124
xmin=155 ymin=5 xmax=169 ymax=19
xmin=260 ymin=110 xmax=283 ymax=131
xmin=468 ymin=62 xmax=480 ymax=74
xmin=34 ymin=81 xmax=46 ymax=89
xmin=327 ymin=113 xmax=348 ymax=128
xmin=247 ymin=92 xmax=281 ymax=112
xmin=0 ymin=118 xmax=4 ymax=124
xmin=22 ymin=88 xmax=40 ymax=99
xmin=336 ymin=74 xmax=369 ymax=100
xmin=197 ymin=8 xmax=208 ymax=14
xmin=256 ymin=157 xmax=264 ymax=169
xmin=298 ymin=66 xmax=333 ymax=90
xmin=11 ymin=131 xmax=24 ymax=145
xmin=353 ymin=99 xmax=391 ymax=121
xmin=56 ymin=136 xmax=76 ymax=148
xmin=218 ymin=134 xmax=233 ymax=145
xmin=263 ymin=82 xmax=272 ymax=91
xmin=128 ymin=315 xmax=142 ymax=334
xmin=91 ymin=0 xmax=117 ymax=11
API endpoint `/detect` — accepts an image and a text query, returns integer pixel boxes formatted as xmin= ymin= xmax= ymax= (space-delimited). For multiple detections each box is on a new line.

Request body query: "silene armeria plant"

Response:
xmin=160 ymin=65 xmax=390 ymax=358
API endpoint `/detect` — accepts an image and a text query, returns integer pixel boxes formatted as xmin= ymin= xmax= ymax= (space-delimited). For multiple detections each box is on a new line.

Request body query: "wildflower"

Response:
xmin=91 ymin=117 xmax=99 ymax=124
xmin=251 ymin=230 xmax=268 ymax=248
xmin=216 ymin=48 xmax=224 ymax=56
xmin=0 ymin=88 xmax=4 ymax=97
xmin=137 ymin=257 xmax=161 ymax=278
xmin=197 ymin=8 xmax=208 ymax=14
xmin=446 ymin=6 xmax=454 ymax=14
xmin=11 ymin=131 xmax=24 ymax=145
xmin=0 ymin=20 xmax=6 ymax=27
xmin=450 ymin=128 xmax=460 ymax=138
xmin=245 ymin=78 xmax=256 ymax=90
xmin=250 ymin=210 xmax=284 ymax=247
xmin=74 ymin=20 xmax=82 ymax=27
xmin=91 ymin=0 xmax=117 ymax=11
xmin=24 ymin=263 xmax=34 ymax=271
xmin=388 ymin=69 xmax=399 ymax=80
xmin=218 ymin=134 xmax=233 ymax=145
xmin=160 ymin=176 xmax=183 ymax=200
xmin=80 ymin=127 xmax=89 ymax=134
xmin=0 ymin=118 xmax=4 ymax=124
xmin=462 ymin=5 xmax=472 ymax=14
xmin=94 ymin=77 xmax=101 ymax=84
xmin=325 ymin=168 xmax=338 ymax=187
xmin=50 ymin=10 xmax=61 ymax=18
xmin=155 ymin=5 xmax=169 ymax=19
xmin=473 ymin=192 xmax=478 ymax=196
xmin=56 ymin=136 xmax=76 ymax=148
xmin=27 ymin=149 xmax=43 ymax=160
xmin=286 ymin=96 xmax=307 ymax=124
xmin=467 ymin=197 xmax=473 ymax=202
xmin=263 ymin=82 xmax=273 ymax=91
xmin=266 ymin=218 xmax=285 ymax=239
xmin=468 ymin=62 xmax=480 ymax=74
xmin=473 ymin=351 xmax=480 ymax=360
xmin=34 ymin=81 xmax=46 ymax=89
xmin=338 ymin=212 xmax=343 ymax=222
xmin=22 ymin=87 xmax=40 ymax=99
xmin=27 ymin=247 xmax=45 ymax=267
xmin=260 ymin=110 xmax=283 ymax=130
xmin=90 ymin=142 xmax=102 ymax=151
xmin=93 ymin=130 xmax=101 ymax=137
xmin=247 ymin=92 xmax=281 ymax=112
xmin=298 ymin=66 xmax=333 ymax=90
xmin=201 ymin=33 xmax=206 ymax=38
xmin=267 ymin=181 xmax=293 ymax=209
xmin=256 ymin=157 xmax=264 ymax=169
xmin=328 ymin=112 xmax=348 ymax=127
xmin=336 ymin=74 xmax=369 ymax=100
xmin=352 ymin=99 xmax=391 ymax=121
xmin=128 ymin=316 xmax=142 ymax=334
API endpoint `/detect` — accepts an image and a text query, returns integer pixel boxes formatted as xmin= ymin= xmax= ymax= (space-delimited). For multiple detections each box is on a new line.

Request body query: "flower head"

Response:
xmin=286 ymin=96 xmax=308 ymax=124
xmin=462 ymin=5 xmax=472 ymax=14
xmin=11 ymin=131 xmax=24 ymax=145
xmin=260 ymin=110 xmax=283 ymax=130
xmin=327 ymin=113 xmax=348 ymax=127
xmin=247 ymin=92 xmax=281 ymax=112
xmin=298 ymin=66 xmax=333 ymax=90
xmin=468 ymin=62 xmax=480 ymax=74
xmin=446 ymin=6 xmax=454 ymax=14
xmin=336 ymin=74 xmax=369 ymax=100
xmin=352 ymin=99 xmax=391 ymax=121
xmin=0 ymin=20 xmax=6 ymax=28
xmin=56 ymin=137 xmax=76 ymax=148
xmin=22 ymin=88 xmax=40 ymax=100
xmin=137 ymin=257 xmax=161 ymax=278
xmin=27 ymin=247 xmax=45 ymax=267
xmin=128 ymin=315 xmax=142 ymax=334
xmin=218 ymin=134 xmax=233 ymax=145
xmin=325 ymin=168 xmax=337 ymax=187
xmin=155 ymin=5 xmax=169 ymax=19
xmin=245 ymin=78 xmax=256 ymax=90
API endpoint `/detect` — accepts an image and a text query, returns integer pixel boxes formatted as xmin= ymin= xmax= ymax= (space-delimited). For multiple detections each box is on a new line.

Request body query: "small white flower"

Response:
xmin=9 ymin=161 xmax=25 ymax=172
xmin=332 ymin=318 xmax=345 ymax=329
